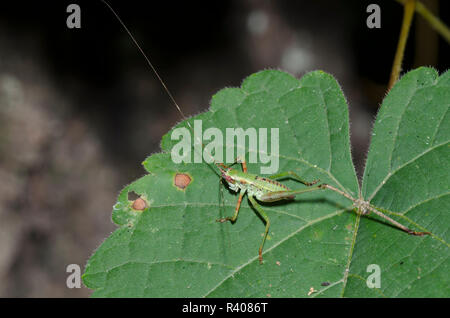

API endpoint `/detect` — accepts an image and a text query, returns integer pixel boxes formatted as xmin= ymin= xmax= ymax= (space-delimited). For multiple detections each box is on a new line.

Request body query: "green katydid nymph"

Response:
xmin=215 ymin=161 xmax=323 ymax=264
xmin=102 ymin=0 xmax=430 ymax=265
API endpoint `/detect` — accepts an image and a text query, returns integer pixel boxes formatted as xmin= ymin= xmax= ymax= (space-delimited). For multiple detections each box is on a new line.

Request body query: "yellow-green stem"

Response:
xmin=389 ymin=0 xmax=416 ymax=91
xmin=396 ymin=0 xmax=450 ymax=44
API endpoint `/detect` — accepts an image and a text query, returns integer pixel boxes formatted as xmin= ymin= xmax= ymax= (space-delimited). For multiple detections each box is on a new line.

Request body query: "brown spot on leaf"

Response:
xmin=132 ymin=197 xmax=147 ymax=211
xmin=174 ymin=173 xmax=192 ymax=190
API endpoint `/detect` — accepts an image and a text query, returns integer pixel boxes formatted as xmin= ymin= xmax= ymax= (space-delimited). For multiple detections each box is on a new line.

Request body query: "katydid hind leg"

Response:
xmin=365 ymin=204 xmax=431 ymax=236
xmin=268 ymin=171 xmax=319 ymax=186
xmin=259 ymin=184 xmax=326 ymax=202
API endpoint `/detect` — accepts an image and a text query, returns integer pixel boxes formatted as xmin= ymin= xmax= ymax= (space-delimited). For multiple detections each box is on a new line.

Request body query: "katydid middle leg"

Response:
xmin=248 ymin=195 xmax=270 ymax=264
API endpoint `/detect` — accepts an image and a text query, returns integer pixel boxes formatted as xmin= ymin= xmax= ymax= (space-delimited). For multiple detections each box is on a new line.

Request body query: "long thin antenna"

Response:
xmin=101 ymin=0 xmax=223 ymax=175
xmin=101 ymin=0 xmax=189 ymax=124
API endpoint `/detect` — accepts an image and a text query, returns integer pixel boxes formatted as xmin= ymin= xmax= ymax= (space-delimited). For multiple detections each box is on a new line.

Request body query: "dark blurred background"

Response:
xmin=0 ymin=0 xmax=448 ymax=297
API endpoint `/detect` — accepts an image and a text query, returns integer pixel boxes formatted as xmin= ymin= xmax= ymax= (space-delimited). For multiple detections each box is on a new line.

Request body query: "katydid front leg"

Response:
xmin=217 ymin=191 xmax=245 ymax=223
xmin=216 ymin=159 xmax=247 ymax=223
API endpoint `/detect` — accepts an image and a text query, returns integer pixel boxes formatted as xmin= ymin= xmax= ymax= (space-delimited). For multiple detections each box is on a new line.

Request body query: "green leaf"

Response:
xmin=347 ymin=67 xmax=450 ymax=297
xmin=83 ymin=68 xmax=449 ymax=297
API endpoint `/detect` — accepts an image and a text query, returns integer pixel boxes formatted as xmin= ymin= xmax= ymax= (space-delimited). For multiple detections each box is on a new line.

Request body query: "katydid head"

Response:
xmin=221 ymin=168 xmax=241 ymax=192
xmin=216 ymin=163 xmax=235 ymax=184
xmin=215 ymin=163 xmax=241 ymax=191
